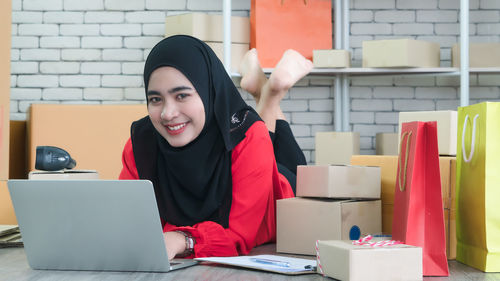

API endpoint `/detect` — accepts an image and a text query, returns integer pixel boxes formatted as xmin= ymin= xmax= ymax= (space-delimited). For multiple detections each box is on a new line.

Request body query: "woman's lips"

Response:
xmin=165 ymin=122 xmax=187 ymax=135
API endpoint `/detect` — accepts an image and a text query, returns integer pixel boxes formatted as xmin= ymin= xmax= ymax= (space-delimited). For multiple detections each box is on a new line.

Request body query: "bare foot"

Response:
xmin=268 ymin=49 xmax=313 ymax=96
xmin=238 ymin=48 xmax=267 ymax=103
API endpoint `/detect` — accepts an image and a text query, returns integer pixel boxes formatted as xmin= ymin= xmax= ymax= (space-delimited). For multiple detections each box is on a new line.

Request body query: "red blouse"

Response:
xmin=119 ymin=120 xmax=294 ymax=257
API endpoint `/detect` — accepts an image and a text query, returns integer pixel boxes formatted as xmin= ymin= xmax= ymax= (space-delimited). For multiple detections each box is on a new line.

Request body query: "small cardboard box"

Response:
xmin=0 ymin=180 xmax=16 ymax=224
xmin=277 ymin=197 xmax=381 ymax=255
xmin=362 ymin=39 xmax=440 ymax=68
xmin=398 ymin=110 xmax=457 ymax=156
xmin=296 ymin=165 xmax=381 ymax=199
xmin=165 ymin=13 xmax=249 ymax=44
xmin=313 ymin=49 xmax=351 ymax=68
xmin=315 ymin=132 xmax=360 ymax=165
xmin=205 ymin=42 xmax=249 ymax=72
xmin=28 ymin=170 xmax=99 ymax=180
xmin=452 ymin=43 xmax=500 ymax=67
xmin=316 ymin=240 xmax=423 ymax=281
xmin=375 ymin=133 xmax=398 ymax=155
xmin=28 ymin=104 xmax=147 ymax=180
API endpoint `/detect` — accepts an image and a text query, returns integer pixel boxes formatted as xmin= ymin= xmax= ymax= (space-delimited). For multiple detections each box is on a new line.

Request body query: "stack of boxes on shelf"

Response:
xmin=165 ymin=13 xmax=250 ymax=71
xmin=276 ymin=142 xmax=382 ymax=255
xmin=351 ymin=110 xmax=458 ymax=260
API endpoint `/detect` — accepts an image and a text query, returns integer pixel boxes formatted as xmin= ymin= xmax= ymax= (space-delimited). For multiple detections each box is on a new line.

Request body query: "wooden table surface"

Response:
xmin=1 ymin=244 xmax=500 ymax=280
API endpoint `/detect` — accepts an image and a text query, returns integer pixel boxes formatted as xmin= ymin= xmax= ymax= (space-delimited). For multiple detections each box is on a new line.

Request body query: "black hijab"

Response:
xmin=131 ymin=35 xmax=260 ymax=228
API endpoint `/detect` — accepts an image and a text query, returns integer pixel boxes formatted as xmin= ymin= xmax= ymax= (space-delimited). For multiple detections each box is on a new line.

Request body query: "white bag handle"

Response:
xmin=462 ymin=114 xmax=479 ymax=163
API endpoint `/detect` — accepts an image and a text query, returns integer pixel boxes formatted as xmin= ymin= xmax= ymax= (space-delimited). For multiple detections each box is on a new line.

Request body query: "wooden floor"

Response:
xmin=1 ymin=244 xmax=500 ymax=280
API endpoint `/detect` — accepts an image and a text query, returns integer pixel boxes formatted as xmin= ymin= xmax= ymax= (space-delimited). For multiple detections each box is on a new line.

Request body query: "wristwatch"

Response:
xmin=175 ymin=230 xmax=196 ymax=257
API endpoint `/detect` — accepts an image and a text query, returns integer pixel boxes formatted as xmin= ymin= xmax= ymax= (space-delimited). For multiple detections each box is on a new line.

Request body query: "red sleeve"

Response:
xmin=119 ymin=138 xmax=139 ymax=180
xmin=165 ymin=121 xmax=295 ymax=257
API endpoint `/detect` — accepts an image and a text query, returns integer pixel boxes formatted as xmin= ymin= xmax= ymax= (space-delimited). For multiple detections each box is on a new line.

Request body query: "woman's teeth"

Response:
xmin=168 ymin=123 xmax=186 ymax=130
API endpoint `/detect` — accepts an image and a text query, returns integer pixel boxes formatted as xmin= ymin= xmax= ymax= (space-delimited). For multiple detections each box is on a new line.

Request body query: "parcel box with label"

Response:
xmin=376 ymin=133 xmax=398 ymax=155
xmin=362 ymin=39 xmax=440 ymax=68
xmin=315 ymin=132 xmax=360 ymax=165
xmin=165 ymin=13 xmax=249 ymax=44
xmin=296 ymin=165 xmax=381 ymax=199
xmin=316 ymin=240 xmax=423 ymax=281
xmin=277 ymin=197 xmax=381 ymax=255
xmin=399 ymin=110 xmax=457 ymax=155
xmin=452 ymin=43 xmax=500 ymax=67
xmin=313 ymin=49 xmax=351 ymax=68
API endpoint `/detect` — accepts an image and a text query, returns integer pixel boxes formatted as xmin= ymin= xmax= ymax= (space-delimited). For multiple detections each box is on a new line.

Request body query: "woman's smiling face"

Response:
xmin=147 ymin=66 xmax=206 ymax=147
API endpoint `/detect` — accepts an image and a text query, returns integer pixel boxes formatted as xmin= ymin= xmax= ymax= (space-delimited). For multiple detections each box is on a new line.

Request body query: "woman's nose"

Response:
xmin=161 ymin=104 xmax=178 ymax=120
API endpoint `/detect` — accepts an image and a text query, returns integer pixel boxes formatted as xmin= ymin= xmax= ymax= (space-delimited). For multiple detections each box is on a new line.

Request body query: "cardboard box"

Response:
xmin=0 ymin=0 xmax=11 ymax=181
xmin=277 ymin=197 xmax=381 ymax=255
xmin=362 ymin=39 xmax=440 ymax=68
xmin=444 ymin=208 xmax=457 ymax=260
xmin=316 ymin=240 xmax=423 ymax=281
xmin=0 ymin=180 xmax=16 ymax=224
xmin=350 ymin=155 xmax=398 ymax=207
xmin=296 ymin=165 xmax=381 ymax=199
xmin=452 ymin=43 xmax=500 ymax=67
xmin=399 ymin=111 xmax=457 ymax=156
xmin=9 ymin=121 xmax=27 ymax=179
xmin=313 ymin=49 xmax=351 ymax=68
xmin=315 ymin=132 xmax=360 ymax=165
xmin=165 ymin=13 xmax=249 ymax=44
xmin=375 ymin=133 xmax=398 ymax=155
xmin=28 ymin=170 xmax=99 ymax=180
xmin=28 ymin=104 xmax=147 ymax=180
xmin=205 ymin=42 xmax=249 ymax=72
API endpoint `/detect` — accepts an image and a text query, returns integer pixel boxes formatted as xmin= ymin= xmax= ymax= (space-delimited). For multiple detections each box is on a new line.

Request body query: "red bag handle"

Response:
xmin=398 ymin=131 xmax=412 ymax=192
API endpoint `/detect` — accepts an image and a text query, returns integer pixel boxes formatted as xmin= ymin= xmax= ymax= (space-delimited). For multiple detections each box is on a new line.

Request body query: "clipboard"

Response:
xmin=195 ymin=254 xmax=317 ymax=275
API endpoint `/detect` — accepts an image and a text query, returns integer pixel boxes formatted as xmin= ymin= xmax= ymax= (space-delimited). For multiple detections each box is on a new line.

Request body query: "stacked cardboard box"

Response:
xmin=0 ymin=0 xmax=12 ymax=225
xmin=165 ymin=13 xmax=250 ymax=71
xmin=315 ymin=132 xmax=360 ymax=165
xmin=398 ymin=111 xmax=457 ymax=156
xmin=452 ymin=43 xmax=500 ymax=67
xmin=375 ymin=133 xmax=398 ymax=155
xmin=277 ymin=165 xmax=382 ymax=255
xmin=350 ymin=155 xmax=457 ymax=260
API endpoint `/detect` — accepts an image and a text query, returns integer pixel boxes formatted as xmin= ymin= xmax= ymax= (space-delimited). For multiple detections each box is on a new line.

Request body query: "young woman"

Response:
xmin=119 ymin=35 xmax=312 ymax=259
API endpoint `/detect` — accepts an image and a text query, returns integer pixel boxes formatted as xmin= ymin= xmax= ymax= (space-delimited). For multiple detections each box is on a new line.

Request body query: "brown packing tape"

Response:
xmin=0 ymin=181 xmax=16 ymax=224
xmin=9 ymin=121 xmax=27 ymax=179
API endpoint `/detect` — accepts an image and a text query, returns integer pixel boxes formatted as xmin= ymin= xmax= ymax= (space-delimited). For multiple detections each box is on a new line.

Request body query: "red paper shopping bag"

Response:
xmin=392 ymin=121 xmax=449 ymax=276
xmin=250 ymin=0 xmax=332 ymax=68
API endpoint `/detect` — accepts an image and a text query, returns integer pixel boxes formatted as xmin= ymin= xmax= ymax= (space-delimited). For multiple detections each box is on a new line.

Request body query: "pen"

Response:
xmin=250 ymin=258 xmax=290 ymax=268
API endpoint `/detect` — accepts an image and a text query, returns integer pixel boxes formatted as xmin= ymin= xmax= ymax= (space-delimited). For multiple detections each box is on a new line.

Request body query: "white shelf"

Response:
xmin=231 ymin=67 xmax=500 ymax=78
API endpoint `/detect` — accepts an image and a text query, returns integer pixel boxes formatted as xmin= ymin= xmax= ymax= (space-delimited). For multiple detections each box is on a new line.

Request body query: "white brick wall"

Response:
xmin=9 ymin=0 xmax=500 ymax=159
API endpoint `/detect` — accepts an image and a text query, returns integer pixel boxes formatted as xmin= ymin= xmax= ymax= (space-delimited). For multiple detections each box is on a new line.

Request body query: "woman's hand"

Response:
xmin=163 ymin=231 xmax=186 ymax=260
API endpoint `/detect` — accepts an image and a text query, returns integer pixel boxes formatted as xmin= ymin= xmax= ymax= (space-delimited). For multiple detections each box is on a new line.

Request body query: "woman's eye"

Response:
xmin=148 ymin=96 xmax=161 ymax=103
xmin=176 ymin=93 xmax=188 ymax=101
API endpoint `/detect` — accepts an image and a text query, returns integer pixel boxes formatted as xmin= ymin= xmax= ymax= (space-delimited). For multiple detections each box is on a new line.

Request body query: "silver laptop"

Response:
xmin=7 ymin=179 xmax=197 ymax=272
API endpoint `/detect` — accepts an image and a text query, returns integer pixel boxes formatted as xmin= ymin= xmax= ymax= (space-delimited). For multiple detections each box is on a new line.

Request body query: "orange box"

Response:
xmin=0 ymin=0 xmax=11 ymax=181
xmin=250 ymin=0 xmax=332 ymax=68
xmin=0 ymin=180 xmax=16 ymax=224
xmin=350 ymin=155 xmax=455 ymax=209
xmin=28 ymin=104 xmax=147 ymax=179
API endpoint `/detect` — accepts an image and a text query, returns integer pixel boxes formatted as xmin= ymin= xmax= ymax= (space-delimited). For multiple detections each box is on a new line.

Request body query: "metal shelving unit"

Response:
xmin=222 ymin=0 xmax=474 ymax=132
